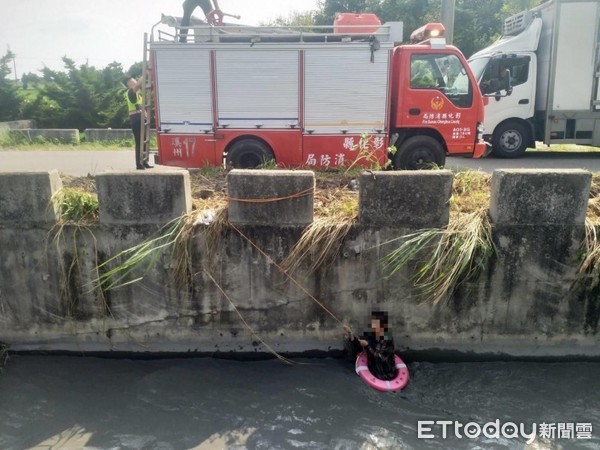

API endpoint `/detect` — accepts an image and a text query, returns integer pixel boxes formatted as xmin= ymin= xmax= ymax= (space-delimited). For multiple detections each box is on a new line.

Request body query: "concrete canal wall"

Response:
xmin=0 ymin=168 xmax=598 ymax=358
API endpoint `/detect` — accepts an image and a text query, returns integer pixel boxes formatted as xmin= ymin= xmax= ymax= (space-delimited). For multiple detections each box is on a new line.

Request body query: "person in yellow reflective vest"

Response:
xmin=125 ymin=77 xmax=152 ymax=170
xmin=179 ymin=0 xmax=223 ymax=43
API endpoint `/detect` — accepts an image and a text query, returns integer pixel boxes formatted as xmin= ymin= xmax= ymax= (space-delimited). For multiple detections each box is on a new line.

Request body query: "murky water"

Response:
xmin=1 ymin=356 xmax=599 ymax=449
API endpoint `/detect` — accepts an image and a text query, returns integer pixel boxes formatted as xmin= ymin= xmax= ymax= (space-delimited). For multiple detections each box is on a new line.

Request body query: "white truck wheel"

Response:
xmin=492 ymin=122 xmax=529 ymax=158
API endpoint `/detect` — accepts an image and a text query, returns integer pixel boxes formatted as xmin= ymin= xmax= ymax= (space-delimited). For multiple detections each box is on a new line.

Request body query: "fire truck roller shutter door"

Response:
xmin=226 ymin=138 xmax=275 ymax=169
xmin=216 ymin=50 xmax=299 ymax=129
xmin=393 ymin=136 xmax=445 ymax=170
xmin=304 ymin=46 xmax=391 ymax=134
xmin=154 ymin=48 xmax=213 ymax=134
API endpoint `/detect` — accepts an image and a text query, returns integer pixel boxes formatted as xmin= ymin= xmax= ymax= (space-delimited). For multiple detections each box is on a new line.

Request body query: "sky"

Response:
xmin=1 ymin=0 xmax=320 ymax=77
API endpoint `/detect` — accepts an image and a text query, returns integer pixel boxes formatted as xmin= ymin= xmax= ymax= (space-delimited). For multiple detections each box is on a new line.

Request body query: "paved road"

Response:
xmin=0 ymin=150 xmax=184 ymax=177
xmin=448 ymin=150 xmax=600 ymax=172
xmin=2 ymin=149 xmax=600 ymax=176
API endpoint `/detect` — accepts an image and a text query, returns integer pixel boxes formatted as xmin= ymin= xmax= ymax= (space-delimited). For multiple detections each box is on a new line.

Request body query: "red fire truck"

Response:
xmin=143 ymin=16 xmax=487 ymax=169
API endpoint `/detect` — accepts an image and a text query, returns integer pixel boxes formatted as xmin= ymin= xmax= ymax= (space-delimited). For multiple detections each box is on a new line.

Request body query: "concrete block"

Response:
xmin=85 ymin=129 xmax=131 ymax=142
xmin=490 ymin=169 xmax=591 ymax=225
xmin=8 ymin=129 xmax=80 ymax=144
xmin=84 ymin=129 xmax=157 ymax=142
xmin=96 ymin=172 xmax=192 ymax=225
xmin=359 ymin=170 xmax=453 ymax=228
xmin=0 ymin=170 xmax=62 ymax=224
xmin=0 ymin=120 xmax=36 ymax=131
xmin=227 ymin=170 xmax=314 ymax=226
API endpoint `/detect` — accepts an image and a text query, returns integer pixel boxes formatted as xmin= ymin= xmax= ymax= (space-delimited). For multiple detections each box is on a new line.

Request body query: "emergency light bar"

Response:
xmin=410 ymin=23 xmax=445 ymax=43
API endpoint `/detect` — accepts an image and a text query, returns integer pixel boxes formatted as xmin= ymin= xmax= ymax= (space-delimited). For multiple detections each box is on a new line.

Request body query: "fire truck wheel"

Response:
xmin=394 ymin=136 xmax=445 ymax=170
xmin=226 ymin=139 xmax=275 ymax=169
xmin=491 ymin=122 xmax=529 ymax=158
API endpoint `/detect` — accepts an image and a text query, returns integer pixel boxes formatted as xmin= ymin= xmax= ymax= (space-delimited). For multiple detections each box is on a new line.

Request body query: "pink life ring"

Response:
xmin=355 ymin=351 xmax=409 ymax=392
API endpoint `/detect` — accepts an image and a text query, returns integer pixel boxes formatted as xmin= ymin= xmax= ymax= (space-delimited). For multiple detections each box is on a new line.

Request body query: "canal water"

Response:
xmin=1 ymin=355 xmax=599 ymax=449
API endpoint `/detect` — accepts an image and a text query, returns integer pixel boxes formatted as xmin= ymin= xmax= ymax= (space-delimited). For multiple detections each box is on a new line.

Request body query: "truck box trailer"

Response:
xmin=145 ymin=17 xmax=487 ymax=169
xmin=469 ymin=0 xmax=600 ymax=158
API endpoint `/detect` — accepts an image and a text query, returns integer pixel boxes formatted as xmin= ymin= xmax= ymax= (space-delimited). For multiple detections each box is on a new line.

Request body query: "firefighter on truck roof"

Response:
xmin=180 ymin=0 xmax=224 ymax=43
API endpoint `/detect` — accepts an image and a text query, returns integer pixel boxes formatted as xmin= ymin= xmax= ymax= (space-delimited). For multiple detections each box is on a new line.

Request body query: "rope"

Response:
xmin=202 ymin=268 xmax=297 ymax=366
xmin=229 ymin=222 xmax=345 ymax=327
xmin=227 ymin=188 xmax=314 ymax=204
xmin=211 ymin=187 xmax=354 ymax=353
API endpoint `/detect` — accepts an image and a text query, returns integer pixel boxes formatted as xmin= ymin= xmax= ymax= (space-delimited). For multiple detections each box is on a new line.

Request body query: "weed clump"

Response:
xmin=574 ymin=175 xmax=600 ymax=288
xmin=282 ymin=216 xmax=355 ymax=275
xmin=450 ymin=170 xmax=491 ymax=215
xmin=383 ymin=209 xmax=493 ymax=305
xmin=95 ymin=212 xmax=198 ymax=291
xmin=54 ymin=188 xmax=99 ymax=224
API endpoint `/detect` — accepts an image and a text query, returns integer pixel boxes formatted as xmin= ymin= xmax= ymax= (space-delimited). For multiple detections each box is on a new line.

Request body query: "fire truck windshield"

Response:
xmin=410 ymin=54 xmax=473 ymax=108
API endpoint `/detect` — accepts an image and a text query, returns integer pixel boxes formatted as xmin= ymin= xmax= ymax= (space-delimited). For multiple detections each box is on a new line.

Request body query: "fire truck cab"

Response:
xmin=145 ymin=17 xmax=486 ymax=170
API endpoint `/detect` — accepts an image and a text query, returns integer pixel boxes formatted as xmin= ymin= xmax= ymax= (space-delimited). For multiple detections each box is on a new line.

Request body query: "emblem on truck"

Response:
xmin=431 ymin=96 xmax=444 ymax=110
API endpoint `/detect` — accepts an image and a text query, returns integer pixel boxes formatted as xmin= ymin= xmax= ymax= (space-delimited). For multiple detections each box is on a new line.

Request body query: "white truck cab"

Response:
xmin=469 ymin=0 xmax=600 ymax=158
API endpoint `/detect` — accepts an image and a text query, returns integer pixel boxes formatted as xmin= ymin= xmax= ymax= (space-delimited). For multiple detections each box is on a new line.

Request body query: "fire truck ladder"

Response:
xmin=140 ymin=32 xmax=152 ymax=164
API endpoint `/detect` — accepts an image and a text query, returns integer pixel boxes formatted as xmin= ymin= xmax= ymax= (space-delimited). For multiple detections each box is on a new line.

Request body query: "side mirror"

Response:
xmin=501 ymin=68 xmax=513 ymax=94
xmin=481 ymin=66 xmax=513 ymax=99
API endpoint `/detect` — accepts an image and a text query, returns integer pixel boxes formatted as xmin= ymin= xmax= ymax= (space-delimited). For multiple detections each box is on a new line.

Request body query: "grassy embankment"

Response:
xmin=0 ymin=131 xmax=157 ymax=151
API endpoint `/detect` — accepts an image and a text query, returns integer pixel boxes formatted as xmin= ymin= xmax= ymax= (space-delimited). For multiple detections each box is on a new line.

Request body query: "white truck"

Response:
xmin=468 ymin=0 xmax=600 ymax=157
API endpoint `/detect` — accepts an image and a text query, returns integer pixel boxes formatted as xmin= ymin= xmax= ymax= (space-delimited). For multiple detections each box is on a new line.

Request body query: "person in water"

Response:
xmin=344 ymin=311 xmax=398 ymax=381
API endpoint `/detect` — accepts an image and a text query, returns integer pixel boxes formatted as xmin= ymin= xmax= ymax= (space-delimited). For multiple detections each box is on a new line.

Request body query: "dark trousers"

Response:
xmin=180 ymin=0 xmax=210 ymax=42
xmin=130 ymin=112 xmax=144 ymax=168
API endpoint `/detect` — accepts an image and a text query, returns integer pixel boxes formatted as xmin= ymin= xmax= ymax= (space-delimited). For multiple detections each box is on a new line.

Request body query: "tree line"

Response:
xmin=0 ymin=51 xmax=141 ymax=130
xmin=282 ymin=0 xmax=543 ymax=58
xmin=1 ymin=0 xmax=542 ymax=131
